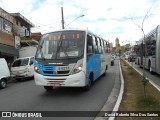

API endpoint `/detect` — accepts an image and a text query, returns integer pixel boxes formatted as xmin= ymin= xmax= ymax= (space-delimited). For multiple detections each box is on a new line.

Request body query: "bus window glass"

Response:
xmin=93 ymin=36 xmax=98 ymax=54
xmin=101 ymin=39 xmax=104 ymax=54
xmin=36 ymin=31 xmax=85 ymax=59
xmin=106 ymin=41 xmax=110 ymax=53
xmin=97 ymin=38 xmax=102 ymax=54
xmin=146 ymin=34 xmax=156 ymax=56
xmin=104 ymin=41 xmax=107 ymax=53
xmin=87 ymin=34 xmax=93 ymax=54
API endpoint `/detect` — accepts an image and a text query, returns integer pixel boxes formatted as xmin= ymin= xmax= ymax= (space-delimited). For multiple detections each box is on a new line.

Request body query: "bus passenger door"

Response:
xmin=88 ymin=35 xmax=100 ymax=80
xmin=86 ymin=35 xmax=99 ymax=81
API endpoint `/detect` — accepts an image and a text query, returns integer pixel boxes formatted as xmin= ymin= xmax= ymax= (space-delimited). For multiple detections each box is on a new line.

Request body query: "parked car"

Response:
xmin=0 ymin=58 xmax=10 ymax=89
xmin=11 ymin=57 xmax=34 ymax=81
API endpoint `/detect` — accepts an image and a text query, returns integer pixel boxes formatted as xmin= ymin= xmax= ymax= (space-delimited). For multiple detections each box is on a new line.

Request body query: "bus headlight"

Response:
xmin=34 ymin=66 xmax=40 ymax=74
xmin=71 ymin=59 xmax=83 ymax=74
xmin=72 ymin=64 xmax=82 ymax=74
xmin=73 ymin=65 xmax=82 ymax=73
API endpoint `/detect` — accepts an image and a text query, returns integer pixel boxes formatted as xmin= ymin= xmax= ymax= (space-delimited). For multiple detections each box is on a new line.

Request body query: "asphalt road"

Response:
xmin=0 ymin=60 xmax=120 ymax=120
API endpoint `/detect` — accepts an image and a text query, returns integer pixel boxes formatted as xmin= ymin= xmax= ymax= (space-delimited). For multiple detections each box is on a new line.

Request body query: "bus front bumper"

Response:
xmin=34 ymin=71 xmax=86 ymax=87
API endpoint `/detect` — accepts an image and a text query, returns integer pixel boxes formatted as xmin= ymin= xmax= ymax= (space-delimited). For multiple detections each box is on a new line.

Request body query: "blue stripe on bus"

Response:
xmin=34 ymin=60 xmax=57 ymax=76
xmin=34 ymin=60 xmax=39 ymax=68
xmin=86 ymin=54 xmax=101 ymax=85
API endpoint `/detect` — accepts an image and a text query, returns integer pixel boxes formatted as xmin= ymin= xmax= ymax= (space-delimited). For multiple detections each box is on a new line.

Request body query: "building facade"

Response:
xmin=115 ymin=37 xmax=121 ymax=53
xmin=0 ymin=7 xmax=34 ymax=64
xmin=11 ymin=13 xmax=34 ymax=48
xmin=0 ymin=7 xmax=18 ymax=64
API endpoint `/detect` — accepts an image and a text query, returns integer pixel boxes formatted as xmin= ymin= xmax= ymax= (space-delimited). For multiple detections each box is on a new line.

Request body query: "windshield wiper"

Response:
xmin=55 ymin=41 xmax=69 ymax=59
xmin=55 ymin=32 xmax=69 ymax=59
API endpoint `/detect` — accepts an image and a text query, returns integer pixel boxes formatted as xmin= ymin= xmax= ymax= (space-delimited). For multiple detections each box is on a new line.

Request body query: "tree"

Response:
xmin=130 ymin=9 xmax=152 ymax=103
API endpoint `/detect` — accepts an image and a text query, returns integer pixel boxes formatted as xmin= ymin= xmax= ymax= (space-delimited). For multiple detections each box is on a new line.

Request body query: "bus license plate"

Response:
xmin=58 ymin=66 xmax=69 ymax=71
xmin=51 ymin=83 xmax=61 ymax=87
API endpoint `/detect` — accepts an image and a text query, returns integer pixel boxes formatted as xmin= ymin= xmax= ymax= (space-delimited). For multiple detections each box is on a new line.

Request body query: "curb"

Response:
xmin=94 ymin=59 xmax=124 ymax=120
xmin=108 ymin=60 xmax=124 ymax=120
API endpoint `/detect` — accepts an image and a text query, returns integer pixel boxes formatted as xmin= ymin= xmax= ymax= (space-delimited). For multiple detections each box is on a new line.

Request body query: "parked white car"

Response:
xmin=11 ymin=57 xmax=34 ymax=81
xmin=0 ymin=58 xmax=10 ymax=89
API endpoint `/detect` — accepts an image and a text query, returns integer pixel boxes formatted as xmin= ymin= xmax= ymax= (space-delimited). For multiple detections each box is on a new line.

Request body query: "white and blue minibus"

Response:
xmin=34 ymin=29 xmax=109 ymax=91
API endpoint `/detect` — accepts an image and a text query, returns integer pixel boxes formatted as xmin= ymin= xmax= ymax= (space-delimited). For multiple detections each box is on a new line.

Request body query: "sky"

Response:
xmin=1 ymin=0 xmax=160 ymax=46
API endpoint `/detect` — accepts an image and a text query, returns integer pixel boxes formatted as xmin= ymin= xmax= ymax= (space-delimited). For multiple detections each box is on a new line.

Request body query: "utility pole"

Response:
xmin=61 ymin=7 xmax=65 ymax=29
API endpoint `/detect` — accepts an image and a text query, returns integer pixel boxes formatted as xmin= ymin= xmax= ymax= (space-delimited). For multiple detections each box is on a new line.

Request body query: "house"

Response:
xmin=0 ymin=7 xmax=35 ymax=64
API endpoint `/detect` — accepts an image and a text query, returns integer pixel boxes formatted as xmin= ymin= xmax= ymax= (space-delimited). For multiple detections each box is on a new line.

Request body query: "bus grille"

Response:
xmin=43 ymin=71 xmax=70 ymax=74
xmin=41 ymin=65 xmax=70 ymax=76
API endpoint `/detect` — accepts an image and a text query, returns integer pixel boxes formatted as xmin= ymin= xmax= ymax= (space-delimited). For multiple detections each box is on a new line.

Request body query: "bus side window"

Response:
xmin=97 ymin=38 xmax=102 ymax=54
xmin=93 ymin=36 xmax=98 ymax=54
xmin=101 ymin=39 xmax=104 ymax=54
xmin=87 ymin=34 xmax=93 ymax=54
xmin=104 ymin=41 xmax=107 ymax=53
xmin=106 ymin=41 xmax=110 ymax=53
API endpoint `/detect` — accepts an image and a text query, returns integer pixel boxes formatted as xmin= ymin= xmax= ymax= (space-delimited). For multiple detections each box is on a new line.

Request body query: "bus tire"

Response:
xmin=0 ymin=79 xmax=7 ymax=89
xmin=148 ymin=61 xmax=154 ymax=74
xmin=102 ymin=66 xmax=107 ymax=76
xmin=83 ymin=74 xmax=93 ymax=91
xmin=44 ymin=86 xmax=53 ymax=91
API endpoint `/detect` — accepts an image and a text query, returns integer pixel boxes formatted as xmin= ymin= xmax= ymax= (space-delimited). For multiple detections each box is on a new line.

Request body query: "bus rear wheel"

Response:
xmin=148 ymin=62 xmax=154 ymax=74
xmin=44 ymin=86 xmax=53 ymax=91
xmin=102 ymin=66 xmax=108 ymax=76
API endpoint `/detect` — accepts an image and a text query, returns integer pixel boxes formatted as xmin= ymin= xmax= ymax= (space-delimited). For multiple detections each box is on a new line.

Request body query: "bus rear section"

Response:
xmin=34 ymin=29 xmax=108 ymax=91
xmin=135 ymin=25 xmax=160 ymax=74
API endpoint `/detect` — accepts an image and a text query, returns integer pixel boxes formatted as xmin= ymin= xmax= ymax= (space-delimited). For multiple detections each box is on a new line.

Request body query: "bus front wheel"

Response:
xmin=83 ymin=74 xmax=93 ymax=91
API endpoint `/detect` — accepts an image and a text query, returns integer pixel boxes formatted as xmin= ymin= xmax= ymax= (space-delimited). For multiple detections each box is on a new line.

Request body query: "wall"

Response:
xmin=0 ymin=8 xmax=15 ymax=46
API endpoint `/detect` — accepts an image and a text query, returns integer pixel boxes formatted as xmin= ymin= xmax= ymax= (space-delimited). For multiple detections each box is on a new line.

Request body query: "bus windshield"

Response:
xmin=36 ymin=31 xmax=85 ymax=60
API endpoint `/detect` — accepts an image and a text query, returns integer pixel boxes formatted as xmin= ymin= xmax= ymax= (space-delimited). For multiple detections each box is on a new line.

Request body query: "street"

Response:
xmin=0 ymin=60 xmax=120 ymax=120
